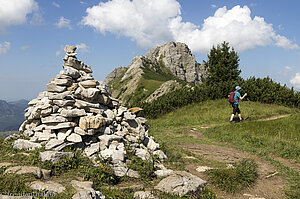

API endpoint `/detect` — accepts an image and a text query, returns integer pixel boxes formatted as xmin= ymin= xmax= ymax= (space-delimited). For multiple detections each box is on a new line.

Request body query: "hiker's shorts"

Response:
xmin=232 ymin=104 xmax=240 ymax=114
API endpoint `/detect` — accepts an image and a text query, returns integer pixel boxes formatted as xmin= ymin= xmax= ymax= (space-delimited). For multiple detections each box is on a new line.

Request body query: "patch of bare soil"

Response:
xmin=183 ymin=129 xmax=204 ymax=139
xmin=271 ymin=156 xmax=300 ymax=173
xmin=179 ymin=143 xmax=286 ymax=199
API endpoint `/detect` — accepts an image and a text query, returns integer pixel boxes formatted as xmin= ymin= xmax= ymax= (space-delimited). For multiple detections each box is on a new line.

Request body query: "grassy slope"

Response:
xmin=1 ymin=99 xmax=299 ymax=198
xmin=148 ymin=99 xmax=300 ymax=198
xmin=111 ymin=57 xmax=187 ymax=105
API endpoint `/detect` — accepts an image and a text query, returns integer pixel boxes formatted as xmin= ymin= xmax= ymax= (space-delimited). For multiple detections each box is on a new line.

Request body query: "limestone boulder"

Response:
xmin=80 ymin=88 xmax=100 ymax=101
xmin=45 ymin=139 xmax=64 ymax=150
xmin=123 ymin=112 xmax=136 ymax=120
xmin=31 ymin=130 xmax=56 ymax=142
xmin=41 ymin=115 xmax=69 ymax=123
xmin=48 ymin=91 xmax=72 ymax=100
xmin=46 ymin=82 xmax=66 ymax=93
xmin=154 ymin=169 xmax=173 ymax=177
xmin=80 ymin=80 xmax=99 ymax=88
xmin=98 ymin=134 xmax=122 ymax=146
xmin=40 ymin=151 xmax=74 ymax=163
xmin=70 ymin=180 xmax=105 ymax=199
xmin=74 ymin=99 xmax=101 ymax=109
xmin=60 ymin=108 xmax=86 ymax=117
xmin=29 ymin=181 xmax=66 ymax=194
xmin=84 ymin=143 xmax=100 ymax=156
xmin=65 ymin=66 xmax=80 ymax=79
xmin=13 ymin=139 xmax=42 ymax=150
xmin=154 ymin=171 xmax=207 ymax=196
xmin=135 ymin=148 xmax=152 ymax=161
xmin=143 ymin=137 xmax=160 ymax=150
xmin=67 ymin=133 xmax=82 ymax=143
xmin=44 ymin=122 xmax=77 ymax=130
xmin=64 ymin=45 xmax=77 ymax=53
xmin=54 ymin=78 xmax=72 ymax=86
xmin=4 ymin=166 xmax=50 ymax=179
xmin=53 ymin=99 xmax=75 ymax=107
xmin=103 ymin=109 xmax=115 ymax=123
xmin=79 ymin=115 xmax=106 ymax=130
xmin=134 ymin=191 xmax=158 ymax=199
xmin=153 ymin=150 xmax=168 ymax=161
xmin=41 ymin=107 xmax=52 ymax=117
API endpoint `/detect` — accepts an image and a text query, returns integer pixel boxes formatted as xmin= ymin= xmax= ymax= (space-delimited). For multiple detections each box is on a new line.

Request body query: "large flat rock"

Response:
xmin=154 ymin=171 xmax=206 ymax=196
xmin=13 ymin=139 xmax=42 ymax=150
xmin=29 ymin=181 xmax=66 ymax=194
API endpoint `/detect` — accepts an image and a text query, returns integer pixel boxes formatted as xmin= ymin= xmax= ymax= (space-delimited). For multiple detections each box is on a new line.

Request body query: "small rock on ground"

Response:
xmin=134 ymin=191 xmax=158 ymax=199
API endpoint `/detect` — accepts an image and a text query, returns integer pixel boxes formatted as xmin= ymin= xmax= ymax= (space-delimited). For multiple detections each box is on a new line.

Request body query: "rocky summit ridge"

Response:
xmin=14 ymin=45 xmax=165 ymax=175
xmin=103 ymin=41 xmax=207 ymax=105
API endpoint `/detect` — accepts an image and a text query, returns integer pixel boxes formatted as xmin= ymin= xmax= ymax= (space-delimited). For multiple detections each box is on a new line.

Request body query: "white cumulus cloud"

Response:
xmin=81 ymin=1 xmax=298 ymax=53
xmin=169 ymin=5 xmax=299 ymax=53
xmin=52 ymin=2 xmax=60 ymax=8
xmin=55 ymin=16 xmax=72 ymax=30
xmin=0 ymin=41 xmax=10 ymax=55
xmin=76 ymin=43 xmax=89 ymax=52
xmin=0 ymin=0 xmax=38 ymax=31
xmin=81 ymin=0 xmax=180 ymax=49
xmin=290 ymin=73 xmax=300 ymax=89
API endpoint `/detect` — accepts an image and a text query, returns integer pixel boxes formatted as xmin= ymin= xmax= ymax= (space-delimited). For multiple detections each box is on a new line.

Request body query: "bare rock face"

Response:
xmin=103 ymin=66 xmax=127 ymax=85
xmin=145 ymin=41 xmax=206 ymax=84
xmin=145 ymin=80 xmax=182 ymax=103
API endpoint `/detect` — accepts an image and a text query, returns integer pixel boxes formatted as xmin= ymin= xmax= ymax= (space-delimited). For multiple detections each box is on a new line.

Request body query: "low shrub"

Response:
xmin=207 ymin=158 xmax=258 ymax=193
xmin=128 ymin=156 xmax=156 ymax=181
xmin=82 ymin=158 xmax=119 ymax=188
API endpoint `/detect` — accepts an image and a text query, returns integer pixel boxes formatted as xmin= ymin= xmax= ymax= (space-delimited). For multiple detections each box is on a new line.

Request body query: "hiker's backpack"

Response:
xmin=228 ymin=91 xmax=236 ymax=104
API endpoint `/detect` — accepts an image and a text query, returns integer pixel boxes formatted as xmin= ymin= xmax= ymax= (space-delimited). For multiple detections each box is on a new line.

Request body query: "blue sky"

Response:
xmin=0 ymin=0 xmax=299 ymax=101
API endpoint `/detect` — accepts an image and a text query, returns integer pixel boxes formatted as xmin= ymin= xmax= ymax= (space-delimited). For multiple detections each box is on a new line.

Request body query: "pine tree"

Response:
xmin=204 ymin=41 xmax=241 ymax=85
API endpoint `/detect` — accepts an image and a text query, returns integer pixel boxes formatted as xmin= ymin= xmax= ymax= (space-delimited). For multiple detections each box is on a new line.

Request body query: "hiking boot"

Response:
xmin=240 ymin=118 xmax=245 ymax=122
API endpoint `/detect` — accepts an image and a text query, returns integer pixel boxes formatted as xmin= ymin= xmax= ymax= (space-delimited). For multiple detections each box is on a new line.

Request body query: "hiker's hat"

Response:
xmin=235 ymin=86 xmax=241 ymax=91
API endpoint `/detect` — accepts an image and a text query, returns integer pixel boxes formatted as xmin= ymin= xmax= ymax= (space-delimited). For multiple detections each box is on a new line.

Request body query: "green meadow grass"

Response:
xmin=0 ymin=99 xmax=298 ymax=198
xmin=147 ymin=99 xmax=299 ymax=197
xmin=148 ymin=99 xmax=295 ymax=130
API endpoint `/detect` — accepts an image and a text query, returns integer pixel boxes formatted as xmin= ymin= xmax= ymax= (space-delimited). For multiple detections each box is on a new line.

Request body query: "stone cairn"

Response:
xmin=16 ymin=45 xmax=166 ymax=177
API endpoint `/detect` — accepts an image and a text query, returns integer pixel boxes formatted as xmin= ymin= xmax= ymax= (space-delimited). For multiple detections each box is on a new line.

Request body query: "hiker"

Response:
xmin=229 ymin=86 xmax=247 ymax=123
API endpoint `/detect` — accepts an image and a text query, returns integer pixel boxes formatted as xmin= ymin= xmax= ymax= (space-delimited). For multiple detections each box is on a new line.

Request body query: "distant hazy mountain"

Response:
xmin=0 ymin=99 xmax=28 ymax=132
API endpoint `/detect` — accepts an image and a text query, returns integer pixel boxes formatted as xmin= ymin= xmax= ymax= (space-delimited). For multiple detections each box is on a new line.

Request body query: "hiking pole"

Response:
xmin=240 ymin=101 xmax=251 ymax=120
xmin=246 ymin=98 xmax=257 ymax=120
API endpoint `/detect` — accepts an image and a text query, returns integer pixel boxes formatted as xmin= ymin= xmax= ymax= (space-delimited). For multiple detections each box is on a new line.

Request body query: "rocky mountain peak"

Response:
xmin=145 ymin=41 xmax=206 ymax=84
xmin=103 ymin=41 xmax=207 ymax=105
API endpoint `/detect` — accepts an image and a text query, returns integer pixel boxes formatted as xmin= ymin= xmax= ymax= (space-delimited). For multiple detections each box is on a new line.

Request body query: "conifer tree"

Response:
xmin=204 ymin=41 xmax=241 ymax=85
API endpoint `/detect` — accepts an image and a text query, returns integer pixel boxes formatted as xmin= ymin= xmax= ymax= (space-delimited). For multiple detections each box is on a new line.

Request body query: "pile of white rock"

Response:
xmin=16 ymin=45 xmax=166 ymax=177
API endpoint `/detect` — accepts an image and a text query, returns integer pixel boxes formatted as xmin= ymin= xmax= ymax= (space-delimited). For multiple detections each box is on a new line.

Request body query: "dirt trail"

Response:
xmin=197 ymin=114 xmax=291 ymax=129
xmin=179 ymin=143 xmax=285 ymax=199
xmin=257 ymin=114 xmax=291 ymax=121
